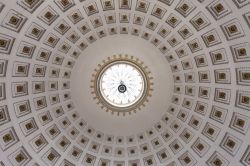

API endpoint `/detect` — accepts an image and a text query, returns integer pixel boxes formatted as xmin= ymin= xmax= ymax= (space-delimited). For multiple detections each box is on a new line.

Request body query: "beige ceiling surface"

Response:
xmin=0 ymin=0 xmax=250 ymax=166
xmin=71 ymin=35 xmax=173 ymax=135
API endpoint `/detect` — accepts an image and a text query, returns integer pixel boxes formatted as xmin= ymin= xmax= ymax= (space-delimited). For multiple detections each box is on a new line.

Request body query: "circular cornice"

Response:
xmin=91 ymin=55 xmax=153 ymax=116
xmin=98 ymin=61 xmax=145 ymax=107
xmin=0 ymin=0 xmax=249 ymax=166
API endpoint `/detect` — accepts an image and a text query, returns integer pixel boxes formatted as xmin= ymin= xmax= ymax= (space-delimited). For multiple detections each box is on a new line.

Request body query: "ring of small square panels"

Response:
xmin=0 ymin=0 xmax=249 ymax=166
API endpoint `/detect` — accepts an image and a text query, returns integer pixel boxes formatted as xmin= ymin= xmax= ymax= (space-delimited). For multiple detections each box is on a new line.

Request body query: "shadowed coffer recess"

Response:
xmin=0 ymin=0 xmax=250 ymax=166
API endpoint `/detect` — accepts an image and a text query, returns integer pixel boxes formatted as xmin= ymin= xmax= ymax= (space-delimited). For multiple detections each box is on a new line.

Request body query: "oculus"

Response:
xmin=91 ymin=55 xmax=153 ymax=115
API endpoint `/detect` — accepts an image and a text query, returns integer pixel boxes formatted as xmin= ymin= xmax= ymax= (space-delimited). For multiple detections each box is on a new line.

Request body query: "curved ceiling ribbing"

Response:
xmin=0 ymin=0 xmax=250 ymax=166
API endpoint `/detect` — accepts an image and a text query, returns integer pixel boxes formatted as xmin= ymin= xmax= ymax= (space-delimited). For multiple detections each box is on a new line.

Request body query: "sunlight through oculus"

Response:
xmin=91 ymin=55 xmax=153 ymax=115
xmin=100 ymin=63 xmax=144 ymax=107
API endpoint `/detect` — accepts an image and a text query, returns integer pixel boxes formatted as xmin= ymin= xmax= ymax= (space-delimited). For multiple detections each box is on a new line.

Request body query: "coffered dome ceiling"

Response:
xmin=0 ymin=0 xmax=250 ymax=165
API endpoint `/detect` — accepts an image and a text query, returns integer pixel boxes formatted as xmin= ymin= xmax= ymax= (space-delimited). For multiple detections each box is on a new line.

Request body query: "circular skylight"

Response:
xmin=1 ymin=1 xmax=250 ymax=165
xmin=99 ymin=62 xmax=145 ymax=108
xmin=91 ymin=55 xmax=153 ymax=114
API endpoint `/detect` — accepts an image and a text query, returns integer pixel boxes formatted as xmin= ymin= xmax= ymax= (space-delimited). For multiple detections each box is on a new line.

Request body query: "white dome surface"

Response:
xmin=0 ymin=0 xmax=249 ymax=166
xmin=72 ymin=35 xmax=173 ymax=135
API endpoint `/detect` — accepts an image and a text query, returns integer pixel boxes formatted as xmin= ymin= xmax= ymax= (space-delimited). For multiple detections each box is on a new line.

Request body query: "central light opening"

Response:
xmin=99 ymin=62 xmax=145 ymax=108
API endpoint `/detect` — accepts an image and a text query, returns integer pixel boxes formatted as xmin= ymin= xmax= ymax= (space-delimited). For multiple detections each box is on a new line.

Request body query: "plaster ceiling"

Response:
xmin=72 ymin=35 xmax=173 ymax=135
xmin=0 ymin=0 xmax=250 ymax=166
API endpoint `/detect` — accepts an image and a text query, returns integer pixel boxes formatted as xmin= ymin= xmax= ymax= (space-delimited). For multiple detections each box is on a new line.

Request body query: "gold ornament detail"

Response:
xmin=90 ymin=54 xmax=153 ymax=116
